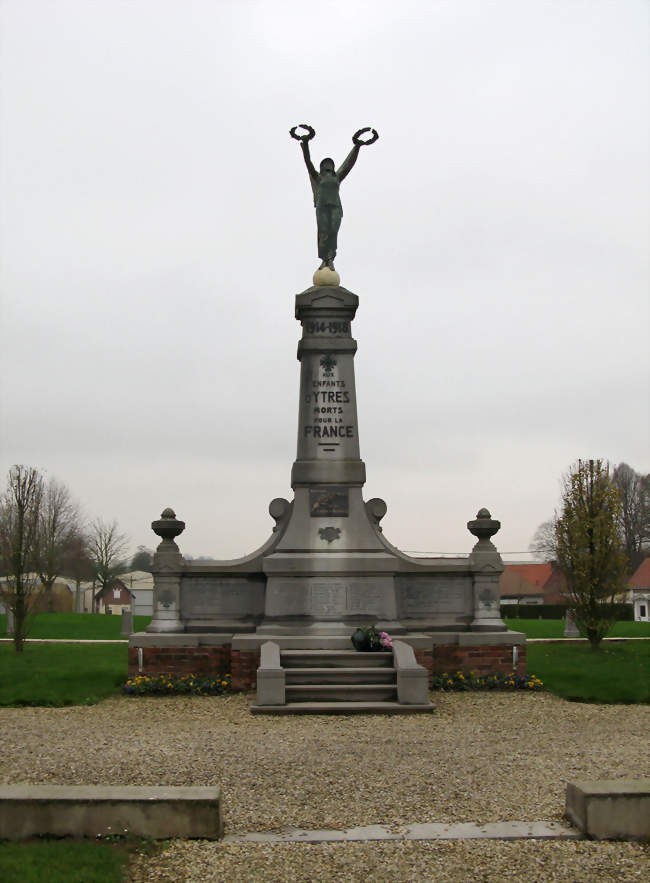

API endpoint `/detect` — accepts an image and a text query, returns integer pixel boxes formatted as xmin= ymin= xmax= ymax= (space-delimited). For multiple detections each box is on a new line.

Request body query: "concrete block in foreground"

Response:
xmin=565 ymin=779 xmax=650 ymax=840
xmin=0 ymin=785 xmax=223 ymax=840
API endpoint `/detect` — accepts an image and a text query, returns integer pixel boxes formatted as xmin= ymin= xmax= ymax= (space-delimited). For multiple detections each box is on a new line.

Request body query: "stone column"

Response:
xmin=467 ymin=508 xmax=506 ymax=632
xmin=260 ymin=283 xmax=401 ymax=633
xmin=146 ymin=508 xmax=186 ymax=634
xmin=291 ymin=284 xmax=366 ymax=489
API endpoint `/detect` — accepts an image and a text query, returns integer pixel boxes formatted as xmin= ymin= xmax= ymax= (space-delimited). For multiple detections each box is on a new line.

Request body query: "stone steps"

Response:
xmin=254 ymin=640 xmax=434 ymax=714
xmin=285 ymin=667 xmax=396 ymax=684
xmin=281 ymin=649 xmax=393 ymax=668
xmin=282 ymin=648 xmax=398 ymax=703
xmin=286 ymin=683 xmax=398 ymax=702
xmin=250 ymin=701 xmax=434 ymax=715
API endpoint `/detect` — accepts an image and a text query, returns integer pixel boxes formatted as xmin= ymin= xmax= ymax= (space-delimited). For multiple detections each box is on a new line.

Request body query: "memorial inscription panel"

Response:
xmin=310 ymin=581 xmax=346 ymax=616
xmin=397 ymin=576 xmax=472 ymax=616
xmin=303 ymin=374 xmax=355 ymax=442
xmin=181 ymin=577 xmax=264 ymax=617
xmin=346 ymin=583 xmax=386 ymax=613
xmin=300 ymin=320 xmax=356 ymax=446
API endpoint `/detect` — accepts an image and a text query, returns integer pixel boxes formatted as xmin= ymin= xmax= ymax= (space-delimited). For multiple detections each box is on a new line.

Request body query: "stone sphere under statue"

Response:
xmin=313 ymin=266 xmax=341 ymax=287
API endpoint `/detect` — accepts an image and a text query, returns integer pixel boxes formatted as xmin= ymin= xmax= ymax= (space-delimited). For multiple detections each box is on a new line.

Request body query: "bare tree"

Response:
xmin=0 ymin=466 xmax=44 ymax=652
xmin=87 ymin=519 xmax=129 ymax=612
xmin=529 ymin=517 xmax=557 ymax=562
xmin=61 ymin=529 xmax=95 ymax=611
xmin=612 ymin=463 xmax=650 ymax=574
xmin=35 ymin=478 xmax=82 ymax=612
xmin=130 ymin=545 xmax=153 ymax=572
xmin=555 ymin=459 xmax=628 ymax=650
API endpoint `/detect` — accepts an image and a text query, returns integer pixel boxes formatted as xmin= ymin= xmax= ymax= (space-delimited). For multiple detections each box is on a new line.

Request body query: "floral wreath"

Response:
xmin=289 ymin=124 xmax=316 ymax=142
xmin=352 ymin=127 xmax=379 ymax=146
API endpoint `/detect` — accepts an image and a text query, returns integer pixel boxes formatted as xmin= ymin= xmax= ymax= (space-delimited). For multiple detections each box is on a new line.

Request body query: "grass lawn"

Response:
xmin=527 ymin=641 xmax=650 ymax=704
xmin=0 ymin=612 xmax=151 ymax=639
xmin=0 ymin=840 xmax=133 ymax=883
xmin=505 ymin=618 xmax=650 ymax=639
xmin=0 ymin=644 xmax=127 ymax=706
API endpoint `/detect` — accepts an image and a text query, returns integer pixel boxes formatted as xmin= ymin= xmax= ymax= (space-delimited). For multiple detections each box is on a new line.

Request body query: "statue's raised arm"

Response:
xmin=337 ymin=128 xmax=379 ymax=181
xmin=290 ymin=124 xmax=379 ymax=275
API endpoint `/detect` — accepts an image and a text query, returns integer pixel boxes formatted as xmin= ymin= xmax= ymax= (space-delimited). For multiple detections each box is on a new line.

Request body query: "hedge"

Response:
xmin=501 ymin=603 xmax=634 ymax=621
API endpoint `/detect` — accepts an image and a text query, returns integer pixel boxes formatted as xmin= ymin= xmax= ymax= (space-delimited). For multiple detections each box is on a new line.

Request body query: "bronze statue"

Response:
xmin=290 ymin=125 xmax=378 ymax=270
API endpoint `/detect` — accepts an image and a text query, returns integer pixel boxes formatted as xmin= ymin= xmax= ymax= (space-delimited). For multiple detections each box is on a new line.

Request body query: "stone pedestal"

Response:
xmin=147 ymin=509 xmax=185 ymax=634
xmin=467 ymin=509 xmax=507 ymax=632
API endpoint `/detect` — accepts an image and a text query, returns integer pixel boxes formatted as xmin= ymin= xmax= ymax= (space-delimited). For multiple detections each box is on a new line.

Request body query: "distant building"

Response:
xmin=499 ymin=562 xmax=567 ymax=606
xmin=627 ymin=559 xmax=650 ymax=622
xmin=0 ymin=576 xmax=74 ymax=613
xmin=93 ymin=580 xmax=134 ymax=615
xmin=119 ymin=571 xmax=154 ymax=616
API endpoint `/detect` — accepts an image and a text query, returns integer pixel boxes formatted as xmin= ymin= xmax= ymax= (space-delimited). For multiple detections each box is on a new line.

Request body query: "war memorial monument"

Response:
xmin=129 ymin=126 xmax=526 ymax=712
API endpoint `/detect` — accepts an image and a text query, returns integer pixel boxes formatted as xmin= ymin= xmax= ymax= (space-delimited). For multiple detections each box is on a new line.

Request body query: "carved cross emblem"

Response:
xmin=320 ymin=354 xmax=337 ymax=377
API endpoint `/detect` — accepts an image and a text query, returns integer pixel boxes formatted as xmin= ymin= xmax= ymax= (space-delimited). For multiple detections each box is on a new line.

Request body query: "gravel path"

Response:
xmin=128 ymin=840 xmax=650 ymax=882
xmin=1 ymin=691 xmax=648 ymax=880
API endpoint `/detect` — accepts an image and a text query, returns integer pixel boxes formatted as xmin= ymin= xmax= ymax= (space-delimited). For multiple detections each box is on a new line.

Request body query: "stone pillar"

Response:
xmin=291 ymin=284 xmax=366 ymax=489
xmin=467 ymin=508 xmax=507 ymax=632
xmin=146 ymin=508 xmax=186 ymax=634
xmin=260 ymin=284 xmax=402 ymax=633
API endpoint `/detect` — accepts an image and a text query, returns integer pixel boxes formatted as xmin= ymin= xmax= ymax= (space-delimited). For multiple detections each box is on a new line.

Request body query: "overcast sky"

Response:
xmin=1 ymin=0 xmax=648 ymax=561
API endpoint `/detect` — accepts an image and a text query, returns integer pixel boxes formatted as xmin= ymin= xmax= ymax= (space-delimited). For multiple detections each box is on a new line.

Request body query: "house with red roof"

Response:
xmin=499 ymin=562 xmax=567 ymax=606
xmin=627 ymin=558 xmax=650 ymax=622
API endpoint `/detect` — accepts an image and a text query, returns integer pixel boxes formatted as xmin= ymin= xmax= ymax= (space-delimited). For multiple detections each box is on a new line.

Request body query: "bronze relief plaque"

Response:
xmin=309 ymin=487 xmax=349 ymax=517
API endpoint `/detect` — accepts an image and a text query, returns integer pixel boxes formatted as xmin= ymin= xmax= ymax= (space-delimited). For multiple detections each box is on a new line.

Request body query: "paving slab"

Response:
xmin=344 ymin=825 xmax=403 ymax=841
xmin=222 ymin=820 xmax=582 ymax=844
xmin=404 ymin=821 xmax=582 ymax=841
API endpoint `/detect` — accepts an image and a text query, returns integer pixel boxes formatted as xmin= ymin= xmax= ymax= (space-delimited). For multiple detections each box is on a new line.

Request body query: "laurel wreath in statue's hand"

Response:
xmin=290 ymin=124 xmax=315 ymax=142
xmin=352 ymin=127 xmax=379 ymax=146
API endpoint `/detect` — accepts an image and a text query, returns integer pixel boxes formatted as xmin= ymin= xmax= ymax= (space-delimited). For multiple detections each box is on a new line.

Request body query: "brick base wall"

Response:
xmin=127 ymin=645 xmax=261 ymax=692
xmin=128 ymin=646 xmax=232 ymax=679
xmin=128 ymin=642 xmax=524 ymax=692
xmin=414 ymin=645 xmax=526 ymax=686
xmin=231 ymin=649 xmax=260 ymax=692
xmin=432 ymin=644 xmax=527 ymax=677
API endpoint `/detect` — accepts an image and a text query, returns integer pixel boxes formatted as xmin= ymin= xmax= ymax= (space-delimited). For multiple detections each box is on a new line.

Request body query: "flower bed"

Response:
xmin=122 ymin=673 xmax=232 ymax=696
xmin=432 ymin=670 xmax=543 ymax=692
